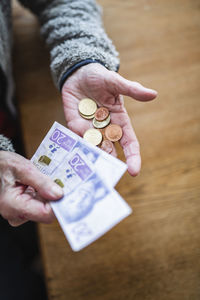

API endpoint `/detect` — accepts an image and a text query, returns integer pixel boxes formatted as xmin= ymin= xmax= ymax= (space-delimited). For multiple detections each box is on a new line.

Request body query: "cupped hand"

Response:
xmin=61 ymin=63 xmax=157 ymax=176
xmin=0 ymin=151 xmax=63 ymax=226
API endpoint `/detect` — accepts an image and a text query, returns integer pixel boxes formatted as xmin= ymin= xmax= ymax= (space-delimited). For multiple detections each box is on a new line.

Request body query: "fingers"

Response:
xmin=0 ymin=143 xmax=61 ymax=228
xmin=0 ymin=151 xmax=63 ymax=201
xmin=15 ymin=194 xmax=55 ymax=224
xmin=121 ymin=138 xmax=141 ymax=176
xmin=110 ymin=145 xmax=117 ymax=157
xmin=15 ymin=159 xmax=63 ymax=201
xmin=110 ymin=72 xmax=157 ymax=101
xmin=8 ymin=218 xmax=27 ymax=227
xmin=1 ymin=191 xmax=55 ymax=227
xmin=117 ymin=115 xmax=141 ymax=176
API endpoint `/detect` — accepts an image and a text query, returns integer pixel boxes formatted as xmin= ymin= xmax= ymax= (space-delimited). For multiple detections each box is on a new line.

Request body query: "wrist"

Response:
xmin=59 ymin=59 xmax=107 ymax=92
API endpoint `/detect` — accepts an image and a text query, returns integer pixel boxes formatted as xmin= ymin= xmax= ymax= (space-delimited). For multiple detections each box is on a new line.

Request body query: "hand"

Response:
xmin=0 ymin=151 xmax=63 ymax=227
xmin=61 ymin=63 xmax=157 ymax=176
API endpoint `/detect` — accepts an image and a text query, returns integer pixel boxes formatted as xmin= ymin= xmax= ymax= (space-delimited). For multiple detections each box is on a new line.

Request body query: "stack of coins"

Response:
xmin=78 ymin=98 xmax=97 ymax=119
xmin=78 ymin=98 xmax=123 ymax=154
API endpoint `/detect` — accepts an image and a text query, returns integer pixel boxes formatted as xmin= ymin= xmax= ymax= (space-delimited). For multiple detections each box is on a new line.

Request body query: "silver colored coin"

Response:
xmin=93 ymin=115 xmax=111 ymax=129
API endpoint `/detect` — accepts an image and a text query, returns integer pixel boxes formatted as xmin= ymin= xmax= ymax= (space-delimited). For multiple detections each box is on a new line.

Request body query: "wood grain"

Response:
xmin=13 ymin=0 xmax=200 ymax=299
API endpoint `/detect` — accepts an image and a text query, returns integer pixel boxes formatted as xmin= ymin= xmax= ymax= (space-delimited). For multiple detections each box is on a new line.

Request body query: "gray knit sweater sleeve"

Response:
xmin=19 ymin=0 xmax=119 ymax=89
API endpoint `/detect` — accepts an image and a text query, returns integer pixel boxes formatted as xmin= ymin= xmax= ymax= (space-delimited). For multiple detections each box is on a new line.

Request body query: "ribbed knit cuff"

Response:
xmin=59 ymin=59 xmax=120 ymax=92
xmin=59 ymin=59 xmax=108 ymax=92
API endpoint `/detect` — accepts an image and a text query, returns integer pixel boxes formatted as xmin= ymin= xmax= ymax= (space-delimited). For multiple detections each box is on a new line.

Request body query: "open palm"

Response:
xmin=61 ymin=63 xmax=157 ymax=176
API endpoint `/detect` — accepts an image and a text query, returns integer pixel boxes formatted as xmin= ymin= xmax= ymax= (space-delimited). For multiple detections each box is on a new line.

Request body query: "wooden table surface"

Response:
xmin=13 ymin=0 xmax=200 ymax=299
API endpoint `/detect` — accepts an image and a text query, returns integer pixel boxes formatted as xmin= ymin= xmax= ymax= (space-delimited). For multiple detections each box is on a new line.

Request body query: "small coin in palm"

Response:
xmin=83 ymin=128 xmax=102 ymax=146
xmin=94 ymin=107 xmax=109 ymax=121
xmin=100 ymin=140 xmax=114 ymax=154
xmin=93 ymin=115 xmax=111 ymax=129
xmin=78 ymin=98 xmax=97 ymax=116
xmin=105 ymin=124 xmax=123 ymax=142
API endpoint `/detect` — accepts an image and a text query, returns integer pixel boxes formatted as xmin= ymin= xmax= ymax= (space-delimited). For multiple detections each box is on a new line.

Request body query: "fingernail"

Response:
xmin=149 ymin=88 xmax=158 ymax=94
xmin=51 ymin=184 xmax=64 ymax=198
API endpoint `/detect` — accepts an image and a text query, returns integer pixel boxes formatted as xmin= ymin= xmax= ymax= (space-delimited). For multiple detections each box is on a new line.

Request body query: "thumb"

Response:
xmin=16 ymin=160 xmax=63 ymax=200
xmin=110 ymin=72 xmax=158 ymax=101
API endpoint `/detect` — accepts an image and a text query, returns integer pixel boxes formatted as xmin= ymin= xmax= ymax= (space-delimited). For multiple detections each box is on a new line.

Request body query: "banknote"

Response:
xmin=51 ymin=148 xmax=95 ymax=194
xmin=31 ymin=122 xmax=131 ymax=251
xmin=50 ymin=149 xmax=131 ymax=251
xmin=31 ymin=121 xmax=127 ymax=187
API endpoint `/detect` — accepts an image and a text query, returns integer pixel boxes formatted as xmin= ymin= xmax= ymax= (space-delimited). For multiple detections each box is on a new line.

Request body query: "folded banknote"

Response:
xmin=31 ymin=122 xmax=132 ymax=251
xmin=32 ymin=122 xmax=127 ymax=187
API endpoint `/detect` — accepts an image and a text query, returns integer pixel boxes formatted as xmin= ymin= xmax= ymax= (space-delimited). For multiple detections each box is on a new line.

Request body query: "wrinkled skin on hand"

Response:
xmin=62 ymin=63 xmax=157 ymax=176
xmin=0 ymin=151 xmax=63 ymax=227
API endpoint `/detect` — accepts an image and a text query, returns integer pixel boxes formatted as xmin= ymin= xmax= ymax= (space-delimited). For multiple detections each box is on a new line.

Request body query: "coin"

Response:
xmin=100 ymin=140 xmax=114 ymax=154
xmin=93 ymin=115 xmax=111 ymax=129
xmin=78 ymin=98 xmax=97 ymax=116
xmin=105 ymin=124 xmax=123 ymax=142
xmin=79 ymin=112 xmax=95 ymax=120
xmin=83 ymin=128 xmax=102 ymax=146
xmin=94 ymin=107 xmax=109 ymax=121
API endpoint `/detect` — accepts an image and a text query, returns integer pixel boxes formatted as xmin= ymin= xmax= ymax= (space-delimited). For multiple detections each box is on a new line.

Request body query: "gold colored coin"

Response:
xmin=83 ymin=128 xmax=102 ymax=146
xmin=78 ymin=98 xmax=97 ymax=116
xmin=79 ymin=112 xmax=95 ymax=120
xmin=93 ymin=115 xmax=111 ymax=129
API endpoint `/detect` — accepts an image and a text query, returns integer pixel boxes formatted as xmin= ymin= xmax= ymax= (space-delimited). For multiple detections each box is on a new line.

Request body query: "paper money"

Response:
xmin=31 ymin=122 xmax=132 ymax=251
xmin=51 ymin=149 xmax=131 ymax=251
xmin=32 ymin=122 xmax=127 ymax=187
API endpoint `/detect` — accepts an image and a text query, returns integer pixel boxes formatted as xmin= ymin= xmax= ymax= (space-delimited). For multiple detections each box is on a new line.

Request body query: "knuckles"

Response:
xmin=8 ymin=219 xmax=27 ymax=227
xmin=14 ymin=160 xmax=35 ymax=179
xmin=0 ymin=208 xmax=14 ymax=223
xmin=0 ymin=174 xmax=55 ymax=225
xmin=0 ymin=151 xmax=34 ymax=183
xmin=43 ymin=214 xmax=55 ymax=224
xmin=40 ymin=206 xmax=55 ymax=224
